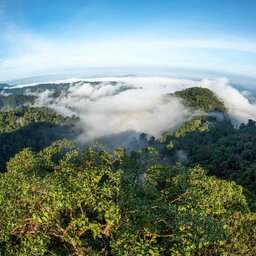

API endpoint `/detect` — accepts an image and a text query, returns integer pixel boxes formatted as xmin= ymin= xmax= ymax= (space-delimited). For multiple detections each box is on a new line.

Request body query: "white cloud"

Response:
xmin=34 ymin=77 xmax=193 ymax=141
xmin=201 ymin=77 xmax=256 ymax=123
xmin=32 ymin=76 xmax=256 ymax=143
xmin=1 ymin=29 xmax=256 ymax=81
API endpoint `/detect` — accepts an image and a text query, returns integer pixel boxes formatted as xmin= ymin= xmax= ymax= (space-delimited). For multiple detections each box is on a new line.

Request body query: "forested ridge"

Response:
xmin=172 ymin=87 xmax=227 ymax=113
xmin=0 ymin=86 xmax=256 ymax=255
xmin=0 ymin=106 xmax=76 ymax=133
xmin=0 ymin=106 xmax=78 ymax=170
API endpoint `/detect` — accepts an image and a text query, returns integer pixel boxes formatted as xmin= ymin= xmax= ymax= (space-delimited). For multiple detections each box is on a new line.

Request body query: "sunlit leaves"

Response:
xmin=0 ymin=140 xmax=256 ymax=255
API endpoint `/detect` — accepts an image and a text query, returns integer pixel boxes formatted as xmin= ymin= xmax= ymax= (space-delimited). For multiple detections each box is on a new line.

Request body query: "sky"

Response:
xmin=0 ymin=0 xmax=256 ymax=83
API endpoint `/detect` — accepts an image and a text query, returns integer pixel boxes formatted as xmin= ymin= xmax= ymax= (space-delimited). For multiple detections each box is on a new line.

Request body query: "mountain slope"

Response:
xmin=172 ymin=87 xmax=227 ymax=112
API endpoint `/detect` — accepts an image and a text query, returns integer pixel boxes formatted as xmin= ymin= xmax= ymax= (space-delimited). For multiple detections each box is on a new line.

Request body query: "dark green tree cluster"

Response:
xmin=156 ymin=116 xmax=256 ymax=201
xmin=0 ymin=140 xmax=256 ymax=255
xmin=0 ymin=106 xmax=78 ymax=170
xmin=0 ymin=106 xmax=76 ymax=133
xmin=172 ymin=87 xmax=227 ymax=113
xmin=174 ymin=115 xmax=209 ymax=138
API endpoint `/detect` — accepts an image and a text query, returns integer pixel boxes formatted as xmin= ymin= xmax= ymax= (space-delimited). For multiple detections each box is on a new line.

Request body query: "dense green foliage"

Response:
xmin=173 ymin=87 xmax=227 ymax=112
xmin=0 ymin=106 xmax=75 ymax=133
xmin=1 ymin=86 xmax=256 ymax=255
xmin=0 ymin=106 xmax=78 ymax=170
xmin=0 ymin=140 xmax=256 ymax=255
xmin=174 ymin=115 xmax=209 ymax=138
xmin=156 ymin=116 xmax=256 ymax=200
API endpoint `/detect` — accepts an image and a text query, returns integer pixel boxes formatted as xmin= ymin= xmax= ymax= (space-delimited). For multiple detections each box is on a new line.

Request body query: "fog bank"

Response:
xmin=31 ymin=76 xmax=256 ymax=143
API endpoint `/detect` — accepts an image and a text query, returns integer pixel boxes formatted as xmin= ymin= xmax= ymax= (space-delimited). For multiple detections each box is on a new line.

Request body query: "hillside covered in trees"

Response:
xmin=0 ymin=84 xmax=256 ymax=255
xmin=172 ymin=87 xmax=227 ymax=113
xmin=0 ymin=106 xmax=78 ymax=170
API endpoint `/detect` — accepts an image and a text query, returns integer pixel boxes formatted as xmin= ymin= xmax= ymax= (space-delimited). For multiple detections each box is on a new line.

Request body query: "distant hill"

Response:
xmin=0 ymin=106 xmax=78 ymax=170
xmin=3 ymin=81 xmax=103 ymax=97
xmin=0 ymin=95 xmax=36 ymax=110
xmin=172 ymin=87 xmax=227 ymax=113
xmin=0 ymin=83 xmax=10 ymax=89
xmin=0 ymin=106 xmax=76 ymax=133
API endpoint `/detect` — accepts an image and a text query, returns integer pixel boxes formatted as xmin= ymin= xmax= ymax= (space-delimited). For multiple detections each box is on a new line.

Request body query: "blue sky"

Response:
xmin=0 ymin=0 xmax=256 ymax=82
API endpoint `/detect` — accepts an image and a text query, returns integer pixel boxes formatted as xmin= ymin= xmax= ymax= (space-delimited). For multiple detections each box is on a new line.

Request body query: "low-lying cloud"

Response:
xmin=30 ymin=76 xmax=256 ymax=144
xmin=34 ymin=78 xmax=192 ymax=142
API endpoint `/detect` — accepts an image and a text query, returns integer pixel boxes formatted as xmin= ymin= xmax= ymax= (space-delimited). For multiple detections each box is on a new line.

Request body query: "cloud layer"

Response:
xmin=29 ymin=76 xmax=256 ymax=144
xmin=34 ymin=78 xmax=192 ymax=141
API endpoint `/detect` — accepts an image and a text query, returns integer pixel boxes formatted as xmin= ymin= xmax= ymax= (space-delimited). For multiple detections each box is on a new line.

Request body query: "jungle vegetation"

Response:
xmin=0 ymin=87 xmax=256 ymax=255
